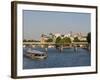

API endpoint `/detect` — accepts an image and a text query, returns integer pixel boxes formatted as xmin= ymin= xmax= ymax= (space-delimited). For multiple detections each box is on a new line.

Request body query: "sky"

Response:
xmin=23 ymin=10 xmax=90 ymax=40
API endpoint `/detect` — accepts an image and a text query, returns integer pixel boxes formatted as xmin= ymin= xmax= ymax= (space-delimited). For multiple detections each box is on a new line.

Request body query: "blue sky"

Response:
xmin=23 ymin=10 xmax=90 ymax=40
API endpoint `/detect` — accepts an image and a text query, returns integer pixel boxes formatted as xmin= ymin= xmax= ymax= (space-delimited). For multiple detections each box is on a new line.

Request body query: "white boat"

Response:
xmin=25 ymin=49 xmax=47 ymax=59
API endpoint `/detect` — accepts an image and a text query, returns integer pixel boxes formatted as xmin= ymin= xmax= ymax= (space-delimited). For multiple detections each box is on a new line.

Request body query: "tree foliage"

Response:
xmin=46 ymin=38 xmax=53 ymax=42
xmin=55 ymin=36 xmax=62 ymax=48
xmin=63 ymin=37 xmax=71 ymax=44
xmin=55 ymin=36 xmax=62 ymax=44
xmin=55 ymin=37 xmax=71 ymax=44
xmin=73 ymin=37 xmax=80 ymax=42
xmin=55 ymin=36 xmax=72 ymax=48
xmin=87 ymin=32 xmax=91 ymax=43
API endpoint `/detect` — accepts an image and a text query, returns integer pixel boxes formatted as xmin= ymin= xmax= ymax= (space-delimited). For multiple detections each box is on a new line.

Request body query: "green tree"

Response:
xmin=55 ymin=36 xmax=61 ymax=44
xmin=63 ymin=37 xmax=71 ymax=44
xmin=55 ymin=36 xmax=72 ymax=47
xmin=73 ymin=37 xmax=80 ymax=42
xmin=23 ymin=39 xmax=27 ymax=42
xmin=55 ymin=36 xmax=62 ymax=47
xmin=60 ymin=38 xmax=64 ymax=44
xmin=46 ymin=38 xmax=53 ymax=42
xmin=87 ymin=32 xmax=91 ymax=43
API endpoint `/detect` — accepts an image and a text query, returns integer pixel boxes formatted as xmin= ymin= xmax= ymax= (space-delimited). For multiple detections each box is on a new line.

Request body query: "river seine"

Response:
xmin=23 ymin=47 xmax=90 ymax=69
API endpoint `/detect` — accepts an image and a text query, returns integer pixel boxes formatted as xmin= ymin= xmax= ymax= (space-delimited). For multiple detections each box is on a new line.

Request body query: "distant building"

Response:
xmin=79 ymin=36 xmax=87 ymax=41
xmin=40 ymin=34 xmax=49 ymax=48
xmin=54 ymin=33 xmax=61 ymax=37
xmin=40 ymin=32 xmax=87 ymax=46
xmin=64 ymin=34 xmax=70 ymax=37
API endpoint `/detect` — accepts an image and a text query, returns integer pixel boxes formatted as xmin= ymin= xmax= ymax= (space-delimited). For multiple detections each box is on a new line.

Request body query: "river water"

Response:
xmin=23 ymin=47 xmax=90 ymax=69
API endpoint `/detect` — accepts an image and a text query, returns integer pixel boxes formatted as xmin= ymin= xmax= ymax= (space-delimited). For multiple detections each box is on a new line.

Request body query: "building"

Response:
xmin=40 ymin=34 xmax=49 ymax=48
xmin=79 ymin=36 xmax=87 ymax=41
xmin=54 ymin=33 xmax=61 ymax=37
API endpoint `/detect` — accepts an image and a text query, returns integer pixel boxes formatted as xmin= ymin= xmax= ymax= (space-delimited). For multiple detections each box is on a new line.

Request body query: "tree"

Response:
xmin=87 ymin=32 xmax=91 ymax=43
xmin=73 ymin=37 xmax=80 ymax=42
xmin=55 ymin=36 xmax=72 ymax=47
xmin=55 ymin=36 xmax=62 ymax=47
xmin=63 ymin=37 xmax=71 ymax=44
xmin=46 ymin=38 xmax=53 ymax=42
xmin=55 ymin=36 xmax=61 ymax=43
xmin=23 ymin=39 xmax=27 ymax=42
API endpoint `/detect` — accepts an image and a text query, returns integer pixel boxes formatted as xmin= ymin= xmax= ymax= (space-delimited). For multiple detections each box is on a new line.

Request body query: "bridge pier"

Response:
xmin=45 ymin=47 xmax=48 ymax=53
xmin=74 ymin=45 xmax=78 ymax=52
xmin=59 ymin=45 xmax=63 ymax=53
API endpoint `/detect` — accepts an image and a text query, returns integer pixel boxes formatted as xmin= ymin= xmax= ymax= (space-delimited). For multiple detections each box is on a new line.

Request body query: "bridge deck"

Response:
xmin=23 ymin=42 xmax=88 ymax=45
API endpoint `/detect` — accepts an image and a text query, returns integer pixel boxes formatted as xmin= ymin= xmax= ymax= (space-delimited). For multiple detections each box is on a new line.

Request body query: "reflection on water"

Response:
xmin=23 ymin=47 xmax=90 ymax=69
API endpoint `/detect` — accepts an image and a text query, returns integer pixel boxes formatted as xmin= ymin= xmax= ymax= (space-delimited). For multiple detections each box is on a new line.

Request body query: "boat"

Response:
xmin=25 ymin=49 xmax=47 ymax=59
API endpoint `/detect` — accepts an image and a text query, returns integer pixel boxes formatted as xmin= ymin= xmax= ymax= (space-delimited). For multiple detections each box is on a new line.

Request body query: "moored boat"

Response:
xmin=25 ymin=49 xmax=47 ymax=59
